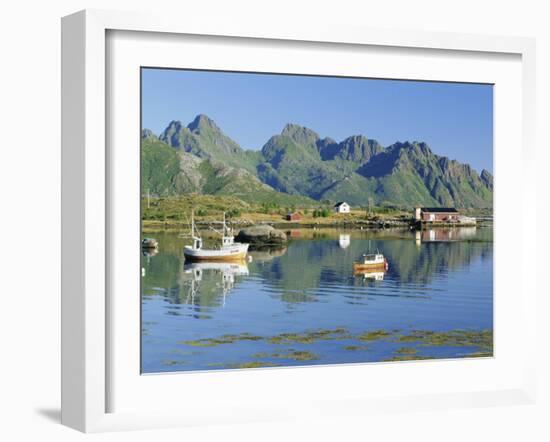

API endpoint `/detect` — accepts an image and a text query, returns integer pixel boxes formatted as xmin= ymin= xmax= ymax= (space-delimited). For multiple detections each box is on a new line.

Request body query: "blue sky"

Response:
xmin=142 ymin=68 xmax=493 ymax=173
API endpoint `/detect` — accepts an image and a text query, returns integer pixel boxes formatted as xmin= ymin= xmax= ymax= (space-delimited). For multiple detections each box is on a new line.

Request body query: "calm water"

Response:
xmin=141 ymin=226 xmax=493 ymax=373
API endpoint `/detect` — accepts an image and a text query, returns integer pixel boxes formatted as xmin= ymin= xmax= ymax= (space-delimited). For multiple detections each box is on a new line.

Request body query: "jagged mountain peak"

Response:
xmin=480 ymin=169 xmax=493 ymax=191
xmin=281 ymin=123 xmax=320 ymax=145
xmin=390 ymin=140 xmax=429 ymax=150
xmin=342 ymin=134 xmax=368 ymax=143
xmin=141 ymin=128 xmax=157 ymax=140
xmin=481 ymin=169 xmax=493 ymax=180
xmin=319 ymin=136 xmax=337 ymax=145
xmin=145 ymin=117 xmax=492 ymax=208
xmin=165 ymin=120 xmax=183 ymax=131
xmin=187 ymin=114 xmax=219 ymax=132
xmin=158 ymin=121 xmax=187 ymax=147
xmin=159 ymin=114 xmax=246 ymax=163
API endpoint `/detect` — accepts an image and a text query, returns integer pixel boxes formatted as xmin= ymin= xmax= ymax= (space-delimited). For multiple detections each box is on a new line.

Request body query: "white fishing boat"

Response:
xmin=183 ymin=211 xmax=249 ymax=261
xmin=353 ymin=241 xmax=389 ymax=273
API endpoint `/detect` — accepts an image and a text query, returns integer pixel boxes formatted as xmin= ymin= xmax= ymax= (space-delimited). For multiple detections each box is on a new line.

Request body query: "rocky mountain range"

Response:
xmin=141 ymin=114 xmax=493 ymax=208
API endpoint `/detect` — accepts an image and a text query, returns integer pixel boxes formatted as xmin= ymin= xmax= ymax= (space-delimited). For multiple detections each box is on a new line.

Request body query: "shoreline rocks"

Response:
xmin=235 ymin=225 xmax=287 ymax=245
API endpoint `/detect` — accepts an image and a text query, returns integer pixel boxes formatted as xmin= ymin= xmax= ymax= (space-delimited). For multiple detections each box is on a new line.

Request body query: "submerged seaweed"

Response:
xmin=357 ymin=330 xmax=391 ymax=342
xmin=266 ymin=328 xmax=350 ymax=344
xmin=344 ymin=345 xmax=369 ymax=351
xmin=178 ymin=332 xmax=263 ymax=347
xmin=175 ymin=328 xmax=493 ymax=366
xmin=383 ymin=355 xmax=435 ymax=362
xmin=395 ymin=347 xmax=418 ymax=355
xmin=225 ymin=361 xmax=282 ymax=369
xmin=395 ymin=329 xmax=493 ymax=351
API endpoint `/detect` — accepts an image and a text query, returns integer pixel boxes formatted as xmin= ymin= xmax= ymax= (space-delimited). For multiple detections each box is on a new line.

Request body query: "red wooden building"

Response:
xmin=286 ymin=212 xmax=302 ymax=221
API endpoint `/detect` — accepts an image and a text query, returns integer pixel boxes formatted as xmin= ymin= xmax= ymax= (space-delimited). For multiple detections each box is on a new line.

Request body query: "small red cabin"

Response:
xmin=286 ymin=212 xmax=302 ymax=221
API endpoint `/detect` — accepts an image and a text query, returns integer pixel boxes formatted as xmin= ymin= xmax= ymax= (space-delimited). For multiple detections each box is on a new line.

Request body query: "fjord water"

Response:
xmin=141 ymin=227 xmax=493 ymax=373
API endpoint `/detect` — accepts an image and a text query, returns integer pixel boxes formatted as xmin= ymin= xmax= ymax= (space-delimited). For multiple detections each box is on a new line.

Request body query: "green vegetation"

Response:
xmin=142 ymin=115 xmax=493 ymax=210
xmin=141 ymin=137 xmax=186 ymax=196
xmin=141 ymin=193 xmax=412 ymax=232
xmin=312 ymin=208 xmax=330 ymax=218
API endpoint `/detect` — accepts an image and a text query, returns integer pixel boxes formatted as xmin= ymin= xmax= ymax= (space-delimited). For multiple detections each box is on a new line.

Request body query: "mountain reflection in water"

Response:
xmin=141 ymin=227 xmax=493 ymax=373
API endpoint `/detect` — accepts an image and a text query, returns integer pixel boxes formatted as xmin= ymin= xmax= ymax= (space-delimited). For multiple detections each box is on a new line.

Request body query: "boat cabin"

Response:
xmin=222 ymin=236 xmax=234 ymax=247
xmin=363 ymin=253 xmax=385 ymax=264
xmin=192 ymin=237 xmax=202 ymax=250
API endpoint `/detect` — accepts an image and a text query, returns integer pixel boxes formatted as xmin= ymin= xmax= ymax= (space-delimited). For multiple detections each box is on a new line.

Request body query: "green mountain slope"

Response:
xmin=143 ymin=115 xmax=493 ymax=208
xmin=141 ymin=133 xmax=314 ymax=206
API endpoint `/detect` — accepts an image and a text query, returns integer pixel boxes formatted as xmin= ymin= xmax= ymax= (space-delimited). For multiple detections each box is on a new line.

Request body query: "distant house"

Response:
xmin=415 ymin=207 xmax=459 ymax=222
xmin=333 ymin=202 xmax=350 ymax=213
xmin=286 ymin=212 xmax=302 ymax=221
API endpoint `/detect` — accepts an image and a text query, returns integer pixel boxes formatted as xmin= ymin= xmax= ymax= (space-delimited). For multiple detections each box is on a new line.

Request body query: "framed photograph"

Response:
xmin=61 ymin=9 xmax=537 ymax=432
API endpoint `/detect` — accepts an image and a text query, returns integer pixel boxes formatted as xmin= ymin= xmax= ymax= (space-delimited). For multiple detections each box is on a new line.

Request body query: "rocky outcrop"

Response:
xmin=235 ymin=225 xmax=287 ymax=245
xmin=480 ymin=169 xmax=493 ymax=191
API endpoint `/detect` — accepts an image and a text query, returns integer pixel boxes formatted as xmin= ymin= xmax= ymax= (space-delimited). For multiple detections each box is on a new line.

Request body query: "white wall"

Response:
xmin=0 ymin=1 xmax=548 ymax=441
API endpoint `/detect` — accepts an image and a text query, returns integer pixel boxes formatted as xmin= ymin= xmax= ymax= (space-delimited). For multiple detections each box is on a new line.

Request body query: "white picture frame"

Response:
xmin=61 ymin=9 xmax=538 ymax=433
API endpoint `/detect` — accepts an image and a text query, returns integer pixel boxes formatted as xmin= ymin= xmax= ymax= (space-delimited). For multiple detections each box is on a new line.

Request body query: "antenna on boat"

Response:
xmin=222 ymin=211 xmax=232 ymax=237
xmin=190 ymin=208 xmax=201 ymax=239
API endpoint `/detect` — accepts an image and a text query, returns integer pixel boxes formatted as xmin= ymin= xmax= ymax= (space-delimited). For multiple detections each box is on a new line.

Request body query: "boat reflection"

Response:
xmin=141 ymin=247 xmax=158 ymax=258
xmin=353 ymin=269 xmax=386 ymax=281
xmin=183 ymin=260 xmax=249 ymax=306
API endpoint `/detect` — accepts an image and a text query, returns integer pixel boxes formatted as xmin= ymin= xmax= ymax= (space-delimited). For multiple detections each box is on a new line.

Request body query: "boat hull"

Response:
xmin=183 ymin=243 xmax=249 ymax=262
xmin=353 ymin=260 xmax=388 ymax=273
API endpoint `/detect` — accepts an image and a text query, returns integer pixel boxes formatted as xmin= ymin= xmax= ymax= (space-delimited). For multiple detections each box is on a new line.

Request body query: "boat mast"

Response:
xmin=190 ymin=209 xmax=202 ymax=249
xmin=222 ymin=211 xmax=227 ymax=245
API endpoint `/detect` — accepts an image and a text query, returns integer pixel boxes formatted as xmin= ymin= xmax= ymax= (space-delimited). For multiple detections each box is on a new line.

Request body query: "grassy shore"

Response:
xmin=141 ymin=194 xmax=414 ymax=232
